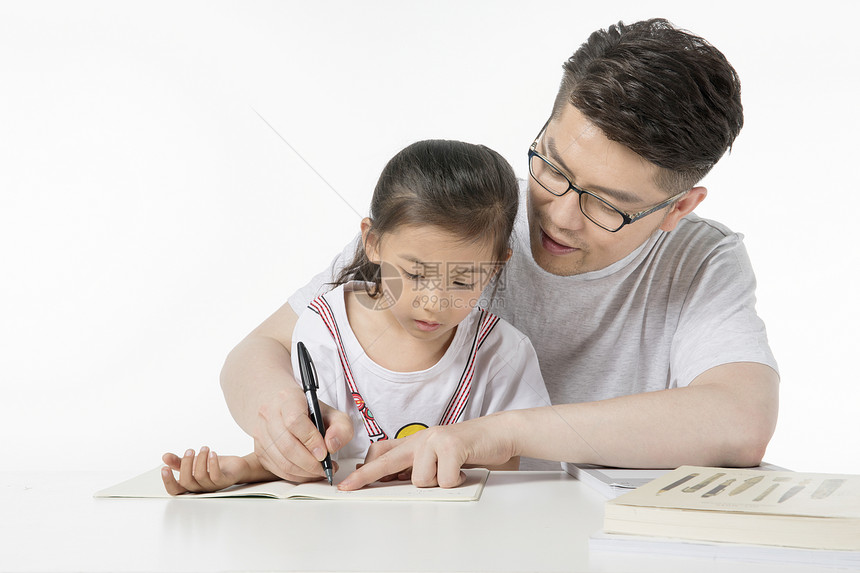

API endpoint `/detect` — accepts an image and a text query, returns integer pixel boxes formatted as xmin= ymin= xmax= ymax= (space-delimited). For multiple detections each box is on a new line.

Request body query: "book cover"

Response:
xmin=604 ymin=465 xmax=860 ymax=551
xmin=568 ymin=461 xmax=785 ymax=499
xmin=566 ymin=464 xmax=669 ymax=499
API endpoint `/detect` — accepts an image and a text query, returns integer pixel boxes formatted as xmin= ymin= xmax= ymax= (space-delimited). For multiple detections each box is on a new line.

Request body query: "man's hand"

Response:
xmin=253 ymin=387 xmax=354 ymax=482
xmin=337 ymin=415 xmax=517 ymax=491
xmin=221 ymin=305 xmax=358 ymax=482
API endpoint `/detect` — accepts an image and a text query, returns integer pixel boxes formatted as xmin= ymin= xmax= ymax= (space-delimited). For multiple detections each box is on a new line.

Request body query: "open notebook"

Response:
xmin=94 ymin=459 xmax=488 ymax=502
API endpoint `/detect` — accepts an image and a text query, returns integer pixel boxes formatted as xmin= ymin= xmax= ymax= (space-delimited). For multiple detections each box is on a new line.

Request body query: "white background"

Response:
xmin=2 ymin=1 xmax=858 ymax=475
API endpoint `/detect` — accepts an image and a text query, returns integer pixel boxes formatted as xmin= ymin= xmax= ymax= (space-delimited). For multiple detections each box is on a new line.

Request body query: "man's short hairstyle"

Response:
xmin=553 ymin=18 xmax=743 ymax=194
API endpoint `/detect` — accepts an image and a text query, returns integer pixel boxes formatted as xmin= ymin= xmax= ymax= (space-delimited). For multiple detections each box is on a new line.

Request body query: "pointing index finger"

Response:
xmin=337 ymin=446 xmax=412 ymax=491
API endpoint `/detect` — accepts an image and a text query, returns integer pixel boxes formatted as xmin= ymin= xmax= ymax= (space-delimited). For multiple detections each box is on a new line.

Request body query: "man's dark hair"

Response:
xmin=553 ymin=18 xmax=743 ymax=194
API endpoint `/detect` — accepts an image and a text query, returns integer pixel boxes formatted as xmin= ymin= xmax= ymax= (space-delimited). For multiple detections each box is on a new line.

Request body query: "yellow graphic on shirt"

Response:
xmin=395 ymin=422 xmax=429 ymax=439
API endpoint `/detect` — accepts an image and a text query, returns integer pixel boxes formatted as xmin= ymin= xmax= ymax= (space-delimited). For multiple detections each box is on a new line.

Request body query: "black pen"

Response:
xmin=296 ymin=341 xmax=334 ymax=485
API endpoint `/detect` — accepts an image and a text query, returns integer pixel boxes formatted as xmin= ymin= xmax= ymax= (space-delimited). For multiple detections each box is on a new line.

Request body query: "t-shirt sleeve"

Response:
xmin=288 ymin=233 xmax=362 ymax=316
xmin=670 ymin=233 xmax=779 ymax=387
xmin=479 ymin=328 xmax=552 ymax=415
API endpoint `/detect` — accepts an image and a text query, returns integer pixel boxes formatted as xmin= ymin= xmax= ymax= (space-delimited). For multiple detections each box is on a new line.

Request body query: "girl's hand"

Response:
xmin=161 ymin=447 xmax=252 ymax=495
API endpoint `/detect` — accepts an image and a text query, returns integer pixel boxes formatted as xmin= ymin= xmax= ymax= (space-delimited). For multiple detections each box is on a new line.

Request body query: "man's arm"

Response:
xmin=338 ymin=361 xmax=778 ymax=490
xmin=512 ymin=361 xmax=778 ymax=469
xmin=220 ymin=301 xmax=353 ymax=481
xmin=220 ymin=301 xmax=299 ymax=434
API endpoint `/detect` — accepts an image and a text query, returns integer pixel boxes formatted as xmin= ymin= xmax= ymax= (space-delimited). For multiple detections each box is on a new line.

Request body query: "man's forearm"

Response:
xmin=220 ymin=302 xmax=303 ymax=435
xmin=505 ymin=362 xmax=779 ymax=468
xmin=338 ymin=363 xmax=778 ymax=491
xmin=219 ymin=334 xmax=301 ymax=435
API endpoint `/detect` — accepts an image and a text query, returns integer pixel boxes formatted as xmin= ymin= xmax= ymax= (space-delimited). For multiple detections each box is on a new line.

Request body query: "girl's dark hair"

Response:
xmin=333 ymin=139 xmax=518 ymax=297
xmin=553 ymin=18 xmax=744 ymax=194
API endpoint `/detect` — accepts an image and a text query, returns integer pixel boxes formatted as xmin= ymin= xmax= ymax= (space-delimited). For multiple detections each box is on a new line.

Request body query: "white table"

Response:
xmin=0 ymin=469 xmax=838 ymax=572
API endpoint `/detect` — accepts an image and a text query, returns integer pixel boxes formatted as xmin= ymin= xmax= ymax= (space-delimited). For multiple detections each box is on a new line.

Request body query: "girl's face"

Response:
xmin=363 ymin=221 xmax=506 ymax=346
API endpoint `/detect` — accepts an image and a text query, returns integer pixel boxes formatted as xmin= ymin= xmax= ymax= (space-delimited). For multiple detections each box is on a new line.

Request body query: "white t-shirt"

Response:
xmin=289 ymin=181 xmax=778 ymax=410
xmin=290 ymin=282 xmax=551 ymax=461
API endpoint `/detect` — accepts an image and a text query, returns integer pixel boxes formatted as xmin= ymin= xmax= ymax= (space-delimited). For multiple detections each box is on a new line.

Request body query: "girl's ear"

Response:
xmin=487 ymin=248 xmax=513 ymax=283
xmin=361 ymin=218 xmax=380 ymax=263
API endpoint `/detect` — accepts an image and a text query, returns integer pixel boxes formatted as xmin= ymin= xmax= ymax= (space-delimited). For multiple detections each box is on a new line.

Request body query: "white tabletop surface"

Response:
xmin=0 ymin=469 xmax=844 ymax=572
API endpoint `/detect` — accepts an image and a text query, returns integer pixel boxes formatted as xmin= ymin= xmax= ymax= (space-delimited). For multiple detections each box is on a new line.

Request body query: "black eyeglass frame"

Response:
xmin=528 ymin=119 xmax=688 ymax=233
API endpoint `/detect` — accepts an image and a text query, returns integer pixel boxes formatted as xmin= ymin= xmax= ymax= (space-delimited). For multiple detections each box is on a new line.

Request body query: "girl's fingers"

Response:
xmin=178 ymin=449 xmax=202 ymax=490
xmin=193 ymin=446 xmax=219 ymax=489
xmin=193 ymin=446 xmax=209 ymax=480
xmin=208 ymin=451 xmax=223 ymax=483
xmin=161 ymin=466 xmax=188 ymax=496
xmin=162 ymin=452 xmax=182 ymax=470
xmin=193 ymin=447 xmax=208 ymax=477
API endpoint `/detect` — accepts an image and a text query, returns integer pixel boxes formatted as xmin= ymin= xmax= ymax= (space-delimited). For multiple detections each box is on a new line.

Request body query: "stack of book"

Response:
xmin=590 ymin=465 xmax=860 ymax=568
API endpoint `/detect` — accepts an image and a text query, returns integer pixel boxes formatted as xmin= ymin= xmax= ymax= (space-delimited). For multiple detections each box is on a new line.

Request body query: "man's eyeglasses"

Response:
xmin=528 ymin=120 xmax=688 ymax=232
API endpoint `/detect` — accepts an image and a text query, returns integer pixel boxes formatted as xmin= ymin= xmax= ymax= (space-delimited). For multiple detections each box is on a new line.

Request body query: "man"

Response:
xmin=220 ymin=18 xmax=779 ymax=490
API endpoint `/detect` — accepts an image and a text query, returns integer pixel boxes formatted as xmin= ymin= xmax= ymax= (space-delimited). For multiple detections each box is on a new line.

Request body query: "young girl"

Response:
xmin=161 ymin=139 xmax=550 ymax=494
